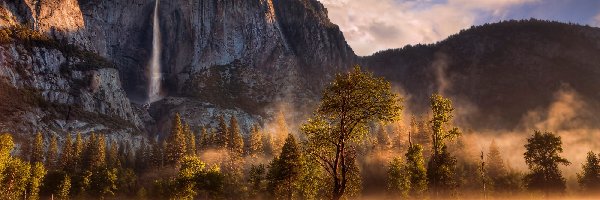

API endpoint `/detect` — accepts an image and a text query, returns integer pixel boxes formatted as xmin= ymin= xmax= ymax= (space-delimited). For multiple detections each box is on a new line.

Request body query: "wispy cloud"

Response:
xmin=594 ymin=13 xmax=600 ymax=27
xmin=320 ymin=0 xmax=598 ymax=55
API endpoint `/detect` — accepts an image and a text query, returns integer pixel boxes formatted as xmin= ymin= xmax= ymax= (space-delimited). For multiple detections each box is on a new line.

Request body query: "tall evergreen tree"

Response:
xmin=267 ymin=134 xmax=302 ymax=200
xmin=135 ymin=139 xmax=148 ymax=172
xmin=486 ymin=140 xmax=506 ymax=179
xmin=248 ymin=124 xmax=263 ymax=157
xmin=577 ymin=151 xmax=600 ymax=192
xmin=273 ymin=111 xmax=289 ymax=155
xmin=487 ymin=139 xmax=507 ymax=192
xmin=82 ymin=133 xmax=106 ymax=171
xmin=184 ymin=124 xmax=196 ymax=156
xmin=216 ymin=115 xmax=229 ymax=149
xmin=523 ymin=131 xmax=570 ymax=195
xmin=29 ymin=161 xmax=46 ymax=200
xmin=31 ymin=132 xmax=44 ymax=164
xmin=229 ymin=116 xmax=244 ymax=156
xmin=73 ymin=133 xmax=84 ymax=168
xmin=107 ymin=139 xmax=120 ymax=169
xmin=57 ymin=174 xmax=71 ymax=199
xmin=149 ymin=138 xmax=162 ymax=169
xmin=46 ymin=134 xmax=58 ymax=169
xmin=196 ymin=126 xmax=205 ymax=153
xmin=60 ymin=134 xmax=74 ymax=171
xmin=198 ymin=126 xmax=209 ymax=151
xmin=167 ymin=113 xmax=187 ymax=165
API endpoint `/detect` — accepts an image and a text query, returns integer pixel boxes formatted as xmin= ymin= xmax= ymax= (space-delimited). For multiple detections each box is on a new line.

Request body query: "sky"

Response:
xmin=320 ymin=0 xmax=600 ymax=55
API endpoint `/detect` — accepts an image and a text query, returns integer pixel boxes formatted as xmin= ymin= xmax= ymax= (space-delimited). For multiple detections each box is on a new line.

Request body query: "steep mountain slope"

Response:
xmin=2 ymin=0 xmax=600 ymax=136
xmin=0 ymin=0 xmax=356 ymax=137
xmin=362 ymin=20 xmax=600 ymax=130
xmin=0 ymin=26 xmax=143 ymax=143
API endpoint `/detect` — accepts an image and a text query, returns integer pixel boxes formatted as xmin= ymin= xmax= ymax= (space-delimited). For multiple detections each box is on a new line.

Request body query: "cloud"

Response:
xmin=594 ymin=13 xmax=600 ymax=27
xmin=320 ymin=0 xmax=540 ymax=55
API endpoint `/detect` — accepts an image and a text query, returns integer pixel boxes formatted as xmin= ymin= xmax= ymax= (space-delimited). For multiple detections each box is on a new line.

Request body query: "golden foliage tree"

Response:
xmin=302 ymin=66 xmax=402 ymax=200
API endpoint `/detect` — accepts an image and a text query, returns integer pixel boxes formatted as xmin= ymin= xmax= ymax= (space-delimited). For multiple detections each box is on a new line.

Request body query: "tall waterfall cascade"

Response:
xmin=147 ymin=0 xmax=162 ymax=104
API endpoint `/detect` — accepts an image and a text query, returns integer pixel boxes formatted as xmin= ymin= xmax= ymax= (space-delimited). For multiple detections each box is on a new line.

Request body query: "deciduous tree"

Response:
xmin=387 ymin=157 xmax=410 ymax=198
xmin=302 ymin=66 xmax=402 ymax=200
xmin=405 ymin=143 xmax=428 ymax=197
xmin=523 ymin=131 xmax=570 ymax=195
xmin=427 ymin=94 xmax=460 ymax=197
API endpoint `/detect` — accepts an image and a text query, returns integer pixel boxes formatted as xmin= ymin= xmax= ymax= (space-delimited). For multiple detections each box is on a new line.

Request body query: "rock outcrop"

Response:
xmin=1 ymin=0 xmax=357 ymax=137
xmin=0 ymin=33 xmax=142 ymax=137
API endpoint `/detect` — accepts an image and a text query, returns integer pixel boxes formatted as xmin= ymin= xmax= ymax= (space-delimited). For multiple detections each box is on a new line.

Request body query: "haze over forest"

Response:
xmin=1 ymin=0 xmax=600 ymax=199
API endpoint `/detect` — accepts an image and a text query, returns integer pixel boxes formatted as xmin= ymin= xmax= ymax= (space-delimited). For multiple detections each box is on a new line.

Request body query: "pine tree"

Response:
xmin=267 ymin=134 xmax=302 ymax=199
xmin=107 ymin=139 xmax=119 ymax=169
xmin=89 ymin=167 xmax=118 ymax=198
xmin=167 ymin=113 xmax=187 ymax=165
xmin=60 ymin=134 xmax=74 ymax=171
xmin=135 ymin=139 xmax=148 ymax=172
xmin=184 ymin=124 xmax=196 ymax=156
xmin=249 ymin=164 xmax=267 ymax=198
xmin=29 ymin=161 xmax=46 ymax=200
xmin=46 ymin=134 xmax=58 ymax=169
xmin=272 ymin=111 xmax=289 ymax=155
xmin=248 ymin=124 xmax=263 ymax=157
xmin=229 ymin=116 xmax=244 ymax=156
xmin=577 ymin=151 xmax=600 ymax=192
xmin=263 ymin=132 xmax=275 ymax=156
xmin=57 ymin=174 xmax=71 ymax=199
xmin=196 ymin=126 xmax=206 ymax=153
xmin=73 ymin=133 xmax=84 ymax=168
xmin=31 ymin=132 xmax=44 ymax=164
xmin=161 ymin=140 xmax=168 ymax=168
xmin=487 ymin=139 xmax=507 ymax=191
xmin=405 ymin=143 xmax=428 ymax=197
xmin=216 ymin=115 xmax=229 ymax=149
xmin=82 ymin=133 xmax=106 ymax=171
xmin=149 ymin=138 xmax=162 ymax=169
xmin=122 ymin=141 xmax=135 ymax=168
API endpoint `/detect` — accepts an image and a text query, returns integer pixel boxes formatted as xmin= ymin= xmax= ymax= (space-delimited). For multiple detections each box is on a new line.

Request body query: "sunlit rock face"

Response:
xmin=0 ymin=0 xmax=356 ymax=137
xmin=0 ymin=42 xmax=143 ymax=137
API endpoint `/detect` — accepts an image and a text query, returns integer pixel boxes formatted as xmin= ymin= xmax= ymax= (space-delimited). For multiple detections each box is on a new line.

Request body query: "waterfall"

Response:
xmin=147 ymin=0 xmax=162 ymax=104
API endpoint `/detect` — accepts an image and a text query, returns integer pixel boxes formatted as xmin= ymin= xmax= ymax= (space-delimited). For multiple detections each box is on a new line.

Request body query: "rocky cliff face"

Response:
xmin=0 ymin=0 xmax=356 ymax=137
xmin=0 ymin=31 xmax=142 ymax=138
